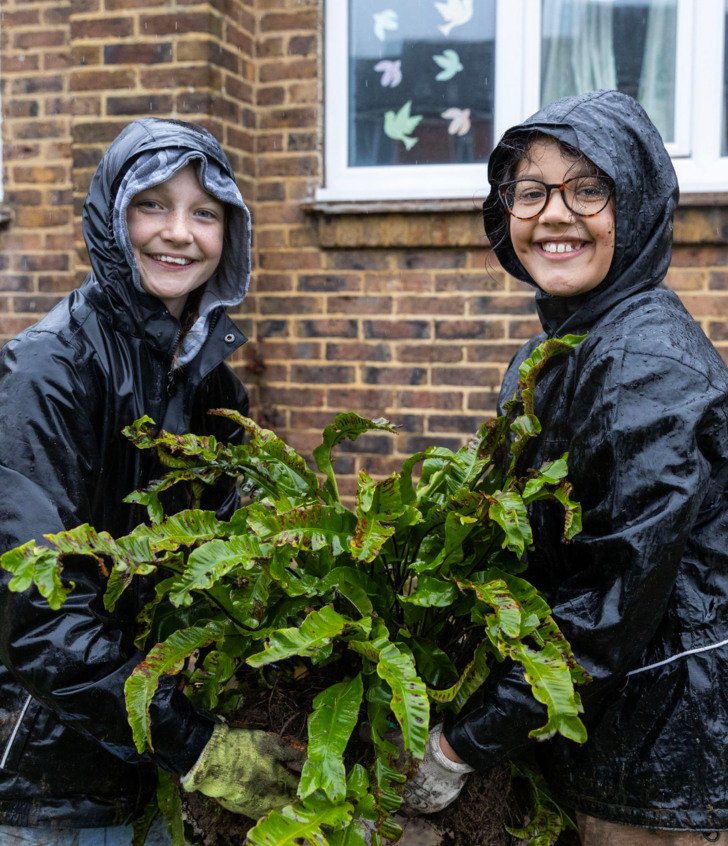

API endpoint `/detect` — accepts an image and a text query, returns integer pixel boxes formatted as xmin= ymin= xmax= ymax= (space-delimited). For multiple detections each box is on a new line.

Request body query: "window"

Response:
xmin=319 ymin=0 xmax=728 ymax=202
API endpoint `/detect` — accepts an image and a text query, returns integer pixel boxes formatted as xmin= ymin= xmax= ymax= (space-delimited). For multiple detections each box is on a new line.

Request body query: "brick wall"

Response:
xmin=2 ymin=0 xmax=728 ymax=496
xmin=0 ymin=0 xmax=75 ymax=335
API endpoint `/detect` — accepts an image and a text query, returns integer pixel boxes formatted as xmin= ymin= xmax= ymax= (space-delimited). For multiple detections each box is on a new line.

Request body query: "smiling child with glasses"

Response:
xmin=399 ymin=90 xmax=728 ymax=846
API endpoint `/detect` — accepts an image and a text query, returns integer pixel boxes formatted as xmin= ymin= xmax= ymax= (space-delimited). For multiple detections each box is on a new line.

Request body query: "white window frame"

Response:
xmin=318 ymin=0 xmax=728 ymax=202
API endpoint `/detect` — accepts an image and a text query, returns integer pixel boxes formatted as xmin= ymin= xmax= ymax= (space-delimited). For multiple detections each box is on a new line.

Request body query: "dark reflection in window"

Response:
xmin=348 ymin=0 xmax=495 ymax=167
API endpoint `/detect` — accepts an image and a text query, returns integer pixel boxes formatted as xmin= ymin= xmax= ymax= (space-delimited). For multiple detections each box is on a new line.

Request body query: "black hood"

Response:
xmin=81 ymin=118 xmax=251 ymax=352
xmin=482 ymin=89 xmax=679 ymax=336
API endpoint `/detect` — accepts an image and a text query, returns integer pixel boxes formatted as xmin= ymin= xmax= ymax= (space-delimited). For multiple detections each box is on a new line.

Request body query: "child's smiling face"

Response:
xmin=127 ymin=165 xmax=225 ymax=319
xmin=509 ymin=138 xmax=616 ymax=298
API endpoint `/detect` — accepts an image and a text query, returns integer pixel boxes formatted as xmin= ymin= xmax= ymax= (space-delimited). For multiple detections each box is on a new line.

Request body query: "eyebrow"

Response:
xmin=515 ymin=166 xmax=596 ymax=181
xmin=136 ymin=186 xmax=224 ymax=206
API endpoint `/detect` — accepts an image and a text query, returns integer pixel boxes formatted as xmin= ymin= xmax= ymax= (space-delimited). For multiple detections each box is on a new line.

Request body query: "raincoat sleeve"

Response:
xmin=0 ymin=334 xmax=214 ymax=775
xmin=445 ymin=337 xmax=725 ymax=770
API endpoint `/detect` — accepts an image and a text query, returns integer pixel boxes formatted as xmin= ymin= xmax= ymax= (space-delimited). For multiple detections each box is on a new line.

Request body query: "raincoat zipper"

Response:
xmin=0 ymin=692 xmax=32 ymax=770
xmin=627 ymin=637 xmax=728 ymax=677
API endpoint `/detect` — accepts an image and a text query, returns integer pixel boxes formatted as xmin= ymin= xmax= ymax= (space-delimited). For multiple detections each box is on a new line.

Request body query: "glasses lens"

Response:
xmin=501 ymin=180 xmax=548 ymax=218
xmin=564 ymin=176 xmax=612 ymax=215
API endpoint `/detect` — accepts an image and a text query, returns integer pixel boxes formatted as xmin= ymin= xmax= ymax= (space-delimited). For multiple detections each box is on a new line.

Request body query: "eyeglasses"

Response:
xmin=498 ymin=176 xmax=614 ymax=220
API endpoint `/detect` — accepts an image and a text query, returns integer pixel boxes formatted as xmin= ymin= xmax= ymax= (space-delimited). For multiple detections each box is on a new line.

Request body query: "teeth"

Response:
xmin=542 ymin=242 xmax=580 ymax=254
xmin=152 ymin=254 xmax=192 ymax=266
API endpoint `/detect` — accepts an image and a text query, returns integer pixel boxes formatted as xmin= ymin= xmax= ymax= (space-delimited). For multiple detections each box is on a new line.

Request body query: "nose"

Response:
xmin=539 ymin=188 xmax=573 ymax=223
xmin=161 ymin=212 xmax=194 ymax=243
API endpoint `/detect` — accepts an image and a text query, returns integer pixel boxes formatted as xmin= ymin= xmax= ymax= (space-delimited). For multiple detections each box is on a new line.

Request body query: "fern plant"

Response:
xmin=0 ymin=335 xmax=588 ymax=846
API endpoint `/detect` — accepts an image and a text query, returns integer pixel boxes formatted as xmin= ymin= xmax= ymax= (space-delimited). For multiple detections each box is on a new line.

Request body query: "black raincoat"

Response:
xmin=0 ymin=120 xmax=251 ymax=826
xmin=445 ymin=90 xmax=728 ymax=830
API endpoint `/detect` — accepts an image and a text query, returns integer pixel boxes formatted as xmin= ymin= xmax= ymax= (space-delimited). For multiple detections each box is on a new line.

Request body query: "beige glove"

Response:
xmin=401 ymin=724 xmax=474 ymax=815
xmin=181 ymin=723 xmax=304 ymax=819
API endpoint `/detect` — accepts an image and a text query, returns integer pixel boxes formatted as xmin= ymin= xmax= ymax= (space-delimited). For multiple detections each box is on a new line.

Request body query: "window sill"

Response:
xmin=303 ymin=195 xmax=728 ymax=248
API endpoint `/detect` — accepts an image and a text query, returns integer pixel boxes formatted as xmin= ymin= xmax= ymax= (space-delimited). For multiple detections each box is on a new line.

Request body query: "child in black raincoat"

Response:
xmin=402 ymin=91 xmax=728 ymax=844
xmin=0 ymin=119 xmax=302 ymax=842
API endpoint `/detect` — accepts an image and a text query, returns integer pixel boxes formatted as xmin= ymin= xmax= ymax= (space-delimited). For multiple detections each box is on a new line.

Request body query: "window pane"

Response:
xmin=541 ymin=0 xmax=677 ymax=143
xmin=348 ymin=0 xmax=495 ymax=167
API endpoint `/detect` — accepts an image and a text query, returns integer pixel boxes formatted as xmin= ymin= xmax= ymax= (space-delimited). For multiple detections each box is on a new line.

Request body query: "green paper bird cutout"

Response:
xmin=433 ymin=48 xmax=464 ymax=81
xmin=383 ymin=100 xmax=423 ymax=150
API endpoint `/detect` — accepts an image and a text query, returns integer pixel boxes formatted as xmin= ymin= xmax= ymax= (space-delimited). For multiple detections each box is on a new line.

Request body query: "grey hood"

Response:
xmin=82 ymin=118 xmax=251 ymax=365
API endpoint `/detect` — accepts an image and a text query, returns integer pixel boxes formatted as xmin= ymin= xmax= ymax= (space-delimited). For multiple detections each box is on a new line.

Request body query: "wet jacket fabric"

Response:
xmin=445 ymin=90 xmax=728 ymax=831
xmin=0 ymin=119 xmax=251 ymax=826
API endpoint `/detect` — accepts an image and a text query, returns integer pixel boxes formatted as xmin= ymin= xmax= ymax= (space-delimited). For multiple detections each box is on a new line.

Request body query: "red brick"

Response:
xmin=12 ymin=75 xmax=64 ymax=95
xmin=432 ymin=367 xmax=501 ymax=388
xmin=708 ymin=270 xmax=728 ymax=291
xmin=707 ymin=322 xmax=728 ymax=341
xmin=71 ymin=17 xmax=134 ymax=39
xmin=298 ymin=319 xmax=358 ymax=338
xmin=2 ymin=9 xmax=41 ymax=25
xmin=258 ymin=107 xmax=317 ymax=130
xmin=140 ymin=12 xmax=218 ymax=38
xmin=258 ymin=251 xmax=321 ymax=270
xmin=398 ymin=251 xmax=468 ymax=270
xmin=396 ymin=344 xmax=463 ymax=364
xmin=326 ymin=388 xmax=394 ymax=412
xmin=258 ymin=36 xmax=285 ymax=57
xmin=288 ymin=34 xmax=316 ymax=56
xmin=260 ymin=11 xmax=319 ymax=32
xmin=16 ymin=254 xmax=69 ymax=272
xmin=328 ymin=296 xmax=392 ymax=315
xmin=467 ymin=393 xmax=500 ymax=413
xmin=258 ymin=86 xmax=286 ymax=106
xmin=467 ymin=344 xmax=523 ymax=362
xmin=434 ymin=271 xmax=506 ymax=292
xmin=0 ymin=275 xmax=33 ymax=292
xmin=70 ymin=69 xmax=136 ymax=91
xmin=365 ymin=273 xmax=432 ymax=294
xmin=259 ymin=58 xmax=317 ymax=84
xmin=398 ymin=391 xmax=464 ymax=411
xmin=326 ymin=342 xmax=391 ymax=362
xmin=323 ymin=251 xmax=390 ymax=272
xmin=428 ymin=415 xmax=484 ymax=433
xmin=104 ymin=43 xmax=173 ymax=65
xmin=263 ymin=386 xmax=325 ymax=407
xmin=13 ymin=30 xmax=68 ymax=49
xmin=0 ymin=318 xmax=40 ymax=338
xmin=253 ymin=273 xmax=293 ymax=293
xmin=363 ymin=367 xmax=427 ymax=386
xmin=679 ymin=295 xmax=728 ymax=317
xmin=508 ymin=320 xmax=541 ymax=339
xmin=2 ymin=54 xmax=41 ymax=72
xmin=255 ymin=341 xmax=321 ymax=360
xmin=288 ymin=132 xmax=317 ymax=152
xmin=140 ymin=66 xmax=210 ymax=89
xmin=298 ymin=274 xmax=360 ymax=293
xmin=12 ymin=295 xmax=63 ymax=313
xmin=259 ymin=296 xmax=322 ymax=315
xmin=435 ymin=320 xmax=505 ymax=340
xmin=396 ymin=296 xmax=464 ymax=315
xmin=258 ymin=155 xmax=317 ymax=177
xmin=364 ymin=320 xmax=430 ymax=340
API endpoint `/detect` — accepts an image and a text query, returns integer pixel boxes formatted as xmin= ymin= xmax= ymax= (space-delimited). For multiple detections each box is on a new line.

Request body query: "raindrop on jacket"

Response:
xmin=446 ymin=90 xmax=728 ymax=830
xmin=0 ymin=119 xmax=251 ymax=826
